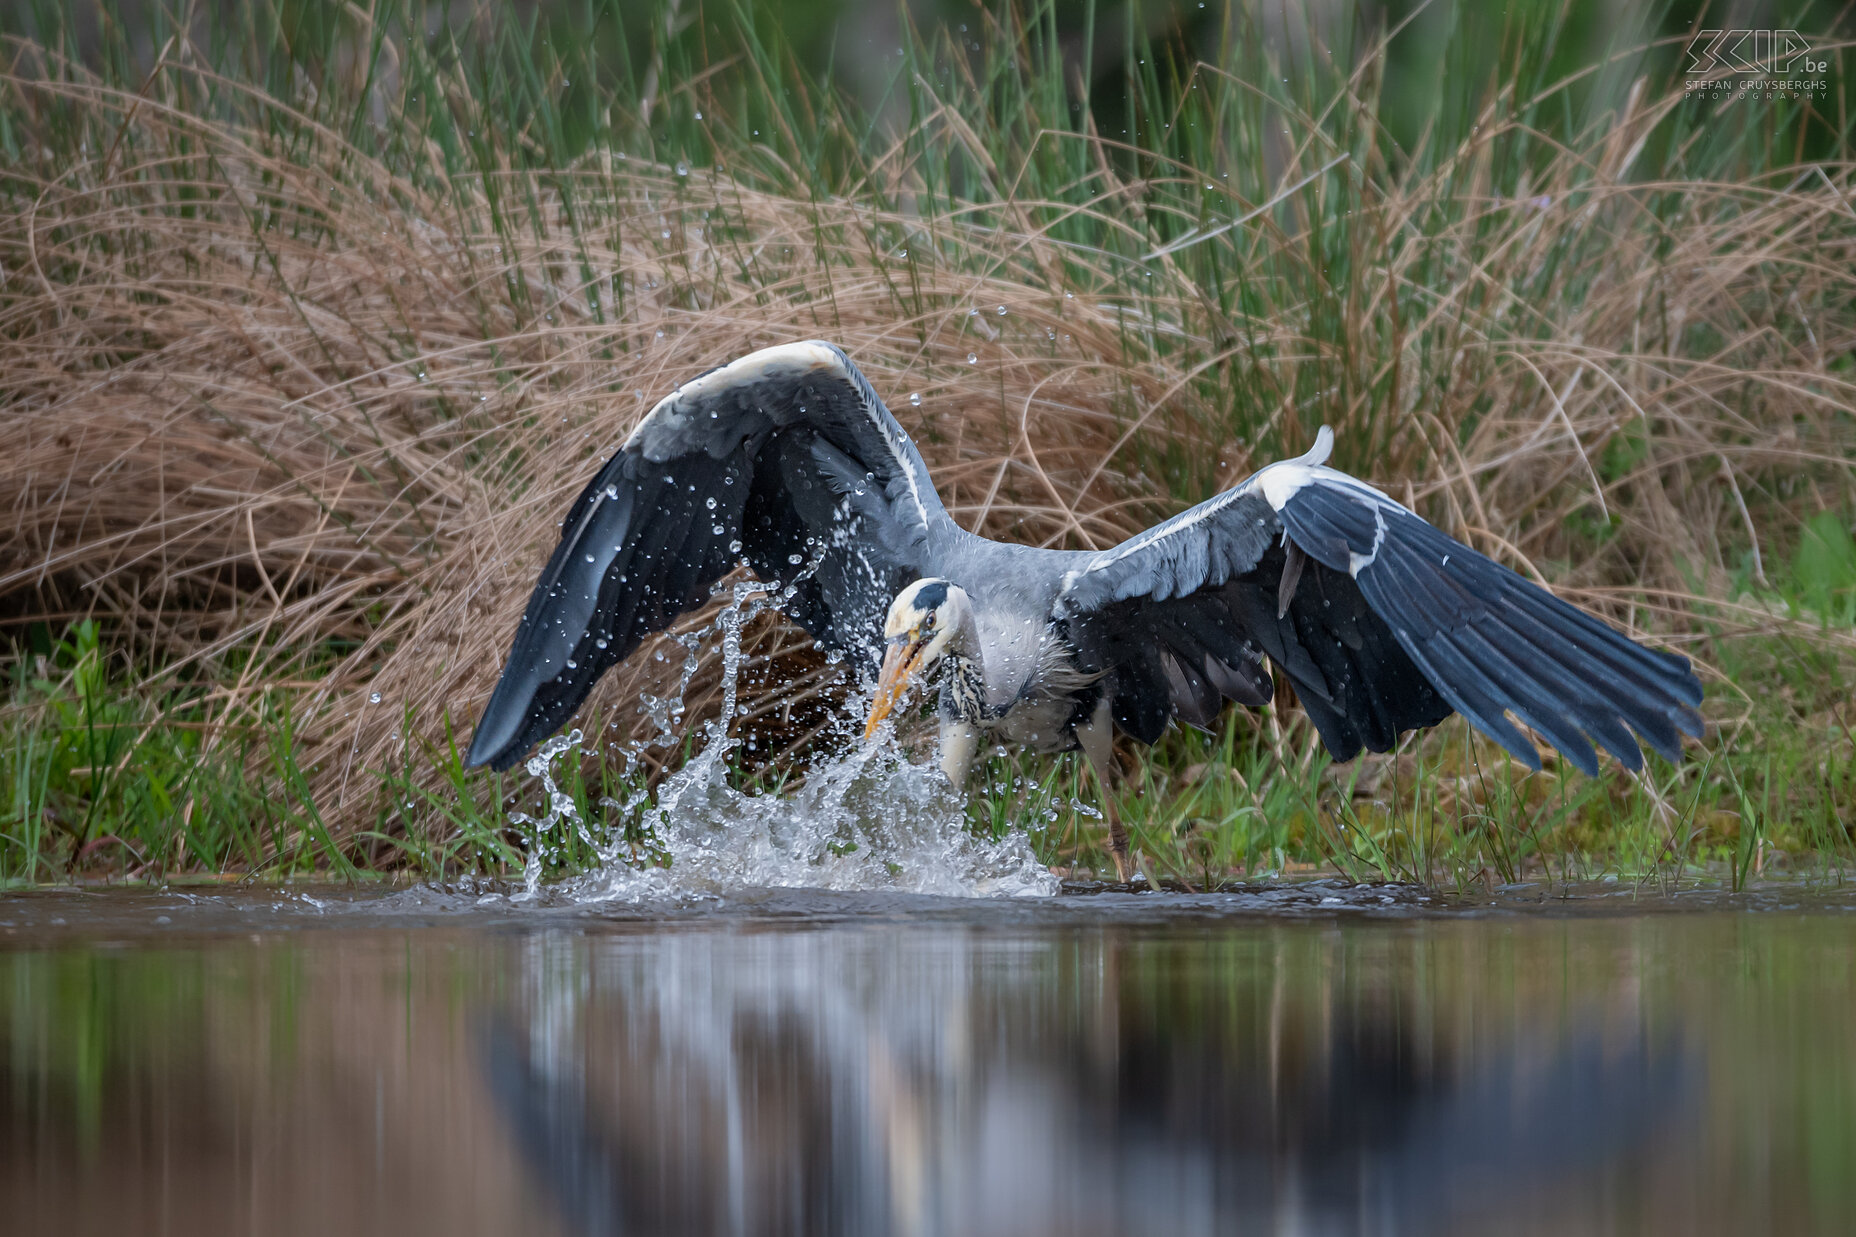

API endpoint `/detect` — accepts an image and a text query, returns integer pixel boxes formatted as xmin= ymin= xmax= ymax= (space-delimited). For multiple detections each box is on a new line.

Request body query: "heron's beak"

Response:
xmin=864 ymin=635 xmax=926 ymax=739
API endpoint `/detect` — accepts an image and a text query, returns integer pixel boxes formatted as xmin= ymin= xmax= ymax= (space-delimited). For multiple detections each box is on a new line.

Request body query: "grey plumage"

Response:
xmin=467 ymin=343 xmax=1704 ymax=830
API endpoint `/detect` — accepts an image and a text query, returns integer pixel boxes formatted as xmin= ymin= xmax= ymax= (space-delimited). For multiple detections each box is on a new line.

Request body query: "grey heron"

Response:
xmin=465 ymin=341 xmax=1704 ymax=881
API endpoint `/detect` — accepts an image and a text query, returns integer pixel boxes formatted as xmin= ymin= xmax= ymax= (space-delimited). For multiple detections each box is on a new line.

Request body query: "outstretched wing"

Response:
xmin=466 ymin=341 xmax=951 ymax=771
xmin=1056 ymin=428 xmax=1704 ymax=773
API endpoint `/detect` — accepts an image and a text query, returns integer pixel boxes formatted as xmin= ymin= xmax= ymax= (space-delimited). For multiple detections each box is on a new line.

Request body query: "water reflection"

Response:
xmin=3 ymin=899 xmax=1853 ymax=1236
xmin=479 ymin=929 xmax=1696 ymax=1237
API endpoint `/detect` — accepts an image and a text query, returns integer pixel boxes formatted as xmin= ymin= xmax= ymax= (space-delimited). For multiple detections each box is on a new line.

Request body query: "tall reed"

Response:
xmin=2 ymin=1 xmax=1851 ymax=876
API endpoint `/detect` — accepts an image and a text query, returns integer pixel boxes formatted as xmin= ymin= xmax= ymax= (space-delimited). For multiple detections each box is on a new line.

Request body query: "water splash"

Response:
xmin=510 ymin=582 xmax=1058 ymax=902
xmin=508 ymin=729 xmax=597 ymax=900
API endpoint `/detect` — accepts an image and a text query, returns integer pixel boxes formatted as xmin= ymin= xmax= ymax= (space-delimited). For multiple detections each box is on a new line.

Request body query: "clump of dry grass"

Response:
xmin=2 ymin=4 xmax=1852 ymax=868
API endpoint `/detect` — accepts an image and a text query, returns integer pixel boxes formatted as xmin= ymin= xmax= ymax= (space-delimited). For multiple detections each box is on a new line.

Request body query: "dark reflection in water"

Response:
xmin=475 ymin=930 xmax=1699 ymax=1237
xmin=3 ymin=892 xmax=1854 ymax=1236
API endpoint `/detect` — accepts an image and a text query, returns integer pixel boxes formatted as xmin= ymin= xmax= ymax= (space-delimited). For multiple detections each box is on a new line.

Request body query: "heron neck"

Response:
xmin=944 ymin=651 xmax=995 ymax=723
xmin=947 ymin=605 xmax=982 ymax=660
xmin=941 ymin=606 xmax=997 ymax=722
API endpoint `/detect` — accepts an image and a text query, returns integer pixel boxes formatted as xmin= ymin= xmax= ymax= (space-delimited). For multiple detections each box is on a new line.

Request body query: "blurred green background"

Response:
xmin=24 ymin=0 xmax=1854 ymax=165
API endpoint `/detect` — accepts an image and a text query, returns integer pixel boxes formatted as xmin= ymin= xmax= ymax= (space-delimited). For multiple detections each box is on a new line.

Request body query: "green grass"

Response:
xmin=1 ymin=621 xmax=366 ymax=881
xmin=2 ymin=0 xmax=1853 ymax=886
xmin=17 ymin=608 xmax=1846 ymax=889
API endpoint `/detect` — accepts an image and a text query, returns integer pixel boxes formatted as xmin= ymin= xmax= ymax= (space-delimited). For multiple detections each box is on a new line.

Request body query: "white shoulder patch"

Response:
xmin=1061 ymin=426 xmax=1339 ymax=591
xmin=1255 ymin=425 xmax=1334 ymax=510
xmin=1058 ymin=426 xmax=1419 ymax=602
xmin=1254 ymin=427 xmax=1407 ymax=517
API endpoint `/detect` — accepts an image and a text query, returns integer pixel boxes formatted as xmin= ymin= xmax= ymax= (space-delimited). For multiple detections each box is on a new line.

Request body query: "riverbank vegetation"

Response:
xmin=3 ymin=0 xmax=1853 ymax=887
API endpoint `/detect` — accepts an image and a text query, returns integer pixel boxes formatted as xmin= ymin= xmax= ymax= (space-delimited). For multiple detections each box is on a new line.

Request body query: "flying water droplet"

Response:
xmin=510 ymin=729 xmax=602 ymax=899
xmin=542 ymin=588 xmax=1057 ymax=903
xmin=967 ymin=353 xmax=977 ymax=364
xmin=909 ymin=392 xmax=922 ymax=406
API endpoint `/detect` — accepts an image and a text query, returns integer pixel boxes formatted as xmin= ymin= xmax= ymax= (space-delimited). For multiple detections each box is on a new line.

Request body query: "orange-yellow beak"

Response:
xmin=864 ymin=635 xmax=926 ymax=740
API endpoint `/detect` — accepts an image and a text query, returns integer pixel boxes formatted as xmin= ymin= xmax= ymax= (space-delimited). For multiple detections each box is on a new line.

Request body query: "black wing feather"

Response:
xmin=466 ymin=450 xmax=752 ymax=769
xmin=1058 ymin=431 xmax=1702 ymax=774
xmin=467 ymin=342 xmax=946 ymax=770
xmin=1216 ymin=541 xmax=1453 ymax=760
xmin=1274 ymin=477 xmax=1702 ymax=773
xmin=1068 ymin=590 xmax=1274 ymax=744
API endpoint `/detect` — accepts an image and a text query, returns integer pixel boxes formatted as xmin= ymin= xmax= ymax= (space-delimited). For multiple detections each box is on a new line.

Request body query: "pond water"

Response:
xmin=3 ymin=881 xmax=1853 ymax=1236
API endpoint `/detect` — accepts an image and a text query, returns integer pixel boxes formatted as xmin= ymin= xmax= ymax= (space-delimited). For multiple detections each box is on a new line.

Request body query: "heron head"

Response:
xmin=864 ymin=579 xmax=972 ymax=738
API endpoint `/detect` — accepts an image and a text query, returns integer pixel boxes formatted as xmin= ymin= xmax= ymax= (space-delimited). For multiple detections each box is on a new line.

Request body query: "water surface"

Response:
xmin=3 ymin=882 xmax=1853 ymax=1236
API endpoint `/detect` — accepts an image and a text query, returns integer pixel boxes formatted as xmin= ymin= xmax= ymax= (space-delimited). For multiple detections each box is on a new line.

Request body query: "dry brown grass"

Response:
xmin=2 ymin=26 xmax=1853 ymax=854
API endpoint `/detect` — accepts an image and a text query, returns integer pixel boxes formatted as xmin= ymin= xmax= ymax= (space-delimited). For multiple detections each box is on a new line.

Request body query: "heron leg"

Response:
xmin=1077 ymin=698 xmax=1138 ymax=884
